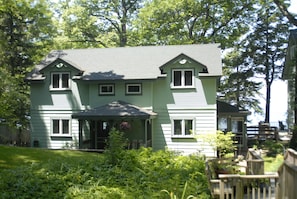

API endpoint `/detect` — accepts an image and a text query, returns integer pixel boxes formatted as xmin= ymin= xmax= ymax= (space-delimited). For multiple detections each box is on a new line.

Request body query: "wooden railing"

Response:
xmin=277 ymin=148 xmax=297 ymax=199
xmin=207 ymin=149 xmax=278 ymax=199
xmin=246 ymin=148 xmax=264 ymax=175
xmin=247 ymin=126 xmax=279 ymax=141
xmin=218 ymin=174 xmax=278 ymax=199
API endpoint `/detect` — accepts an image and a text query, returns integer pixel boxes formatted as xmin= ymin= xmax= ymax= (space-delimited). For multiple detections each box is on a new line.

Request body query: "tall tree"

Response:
xmin=273 ymin=0 xmax=297 ymax=26
xmin=55 ymin=0 xmax=142 ymax=48
xmin=0 ymin=0 xmax=54 ymax=129
xmin=134 ymin=0 xmax=255 ymax=48
xmin=218 ymin=50 xmax=263 ymax=114
xmin=237 ymin=0 xmax=289 ymax=123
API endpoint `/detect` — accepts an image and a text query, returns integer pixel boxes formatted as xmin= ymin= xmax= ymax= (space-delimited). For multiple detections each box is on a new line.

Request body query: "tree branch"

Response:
xmin=273 ymin=0 xmax=297 ymax=26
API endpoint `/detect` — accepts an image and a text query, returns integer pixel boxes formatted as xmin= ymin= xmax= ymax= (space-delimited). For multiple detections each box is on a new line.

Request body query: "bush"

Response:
xmin=0 ymin=147 xmax=211 ymax=198
xmin=104 ymin=128 xmax=128 ymax=166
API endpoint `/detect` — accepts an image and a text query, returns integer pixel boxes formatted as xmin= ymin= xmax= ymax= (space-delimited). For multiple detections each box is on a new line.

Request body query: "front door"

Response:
xmin=90 ymin=120 xmax=111 ymax=150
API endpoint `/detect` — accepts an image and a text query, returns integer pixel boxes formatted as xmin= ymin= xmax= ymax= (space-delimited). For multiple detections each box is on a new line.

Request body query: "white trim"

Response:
xmin=50 ymin=117 xmax=72 ymax=136
xmin=171 ymin=69 xmax=194 ymax=88
xmin=50 ymin=72 xmax=71 ymax=91
xmin=171 ymin=117 xmax=195 ymax=138
xmin=126 ymin=83 xmax=142 ymax=95
xmin=99 ymin=84 xmax=115 ymax=95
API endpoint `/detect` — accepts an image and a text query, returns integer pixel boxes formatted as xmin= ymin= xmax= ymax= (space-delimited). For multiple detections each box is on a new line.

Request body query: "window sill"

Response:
xmin=170 ymin=86 xmax=195 ymax=89
xmin=51 ymin=135 xmax=72 ymax=138
xmin=171 ymin=135 xmax=195 ymax=139
xmin=50 ymin=88 xmax=71 ymax=92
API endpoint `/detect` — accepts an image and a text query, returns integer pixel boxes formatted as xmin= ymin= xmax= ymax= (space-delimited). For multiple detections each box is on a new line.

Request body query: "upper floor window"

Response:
xmin=51 ymin=72 xmax=70 ymax=90
xmin=126 ymin=83 xmax=142 ymax=95
xmin=172 ymin=69 xmax=194 ymax=88
xmin=99 ymin=84 xmax=115 ymax=95
xmin=51 ymin=119 xmax=71 ymax=136
xmin=172 ymin=119 xmax=194 ymax=137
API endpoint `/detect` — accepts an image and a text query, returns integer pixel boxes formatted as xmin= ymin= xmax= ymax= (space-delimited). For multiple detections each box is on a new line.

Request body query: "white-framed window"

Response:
xmin=172 ymin=119 xmax=194 ymax=137
xmin=99 ymin=84 xmax=115 ymax=95
xmin=126 ymin=83 xmax=142 ymax=95
xmin=51 ymin=72 xmax=70 ymax=90
xmin=172 ymin=69 xmax=194 ymax=88
xmin=51 ymin=119 xmax=71 ymax=136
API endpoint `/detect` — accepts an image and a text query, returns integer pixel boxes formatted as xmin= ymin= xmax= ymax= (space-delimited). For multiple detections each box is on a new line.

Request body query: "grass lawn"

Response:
xmin=0 ymin=145 xmax=101 ymax=169
xmin=264 ymin=154 xmax=284 ymax=172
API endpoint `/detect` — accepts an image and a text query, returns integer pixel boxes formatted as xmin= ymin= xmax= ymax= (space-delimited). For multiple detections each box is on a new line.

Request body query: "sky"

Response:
xmin=288 ymin=0 xmax=297 ymax=14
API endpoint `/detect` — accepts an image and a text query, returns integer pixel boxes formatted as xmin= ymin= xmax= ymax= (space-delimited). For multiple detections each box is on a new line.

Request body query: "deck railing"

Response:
xmin=218 ymin=173 xmax=278 ymax=199
xmin=277 ymin=148 xmax=297 ymax=199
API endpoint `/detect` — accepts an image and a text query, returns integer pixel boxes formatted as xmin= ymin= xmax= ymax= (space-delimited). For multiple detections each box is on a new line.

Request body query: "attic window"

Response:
xmin=172 ymin=69 xmax=194 ymax=88
xmin=51 ymin=72 xmax=70 ymax=90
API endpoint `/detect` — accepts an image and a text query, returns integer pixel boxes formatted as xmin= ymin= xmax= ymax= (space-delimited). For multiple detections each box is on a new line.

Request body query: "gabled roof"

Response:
xmin=28 ymin=44 xmax=222 ymax=81
xmin=283 ymin=29 xmax=297 ymax=80
xmin=159 ymin=53 xmax=208 ymax=74
xmin=217 ymin=100 xmax=250 ymax=116
xmin=72 ymin=101 xmax=157 ymax=119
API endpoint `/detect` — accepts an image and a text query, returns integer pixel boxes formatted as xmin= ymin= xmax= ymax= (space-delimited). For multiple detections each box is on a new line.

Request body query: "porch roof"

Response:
xmin=217 ymin=100 xmax=251 ymax=116
xmin=72 ymin=101 xmax=157 ymax=119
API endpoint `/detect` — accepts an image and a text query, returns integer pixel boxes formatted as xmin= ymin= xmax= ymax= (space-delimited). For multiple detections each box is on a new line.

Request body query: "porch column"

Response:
xmin=78 ymin=120 xmax=83 ymax=149
xmin=145 ymin=119 xmax=148 ymax=147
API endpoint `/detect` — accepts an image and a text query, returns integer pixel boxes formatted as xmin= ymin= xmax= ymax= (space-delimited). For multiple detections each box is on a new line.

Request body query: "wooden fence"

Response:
xmin=277 ymin=148 xmax=297 ymax=199
xmin=218 ymin=174 xmax=278 ymax=199
xmin=207 ymin=149 xmax=278 ymax=199
xmin=246 ymin=148 xmax=264 ymax=175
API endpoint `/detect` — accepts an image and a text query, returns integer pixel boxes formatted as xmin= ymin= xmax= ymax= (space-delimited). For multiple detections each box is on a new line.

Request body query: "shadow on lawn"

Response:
xmin=0 ymin=145 xmax=101 ymax=169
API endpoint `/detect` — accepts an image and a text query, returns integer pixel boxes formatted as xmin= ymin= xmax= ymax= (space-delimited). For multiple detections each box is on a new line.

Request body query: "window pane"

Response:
xmin=232 ymin=119 xmax=243 ymax=133
xmin=126 ymin=84 xmax=141 ymax=94
xmin=62 ymin=74 xmax=69 ymax=88
xmin=62 ymin=120 xmax=69 ymax=134
xmin=53 ymin=120 xmax=60 ymax=134
xmin=102 ymin=85 xmax=112 ymax=93
xmin=174 ymin=120 xmax=182 ymax=135
xmin=185 ymin=120 xmax=193 ymax=135
xmin=218 ymin=117 xmax=227 ymax=132
xmin=184 ymin=70 xmax=193 ymax=86
xmin=128 ymin=85 xmax=140 ymax=92
xmin=173 ymin=71 xmax=181 ymax=86
xmin=52 ymin=74 xmax=60 ymax=88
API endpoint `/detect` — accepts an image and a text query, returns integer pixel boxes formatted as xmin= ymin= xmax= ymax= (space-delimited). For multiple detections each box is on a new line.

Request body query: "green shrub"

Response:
xmin=0 ymin=147 xmax=211 ymax=198
xmin=104 ymin=128 xmax=128 ymax=166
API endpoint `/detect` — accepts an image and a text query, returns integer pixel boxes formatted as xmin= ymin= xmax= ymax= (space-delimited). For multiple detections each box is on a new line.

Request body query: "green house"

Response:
xmin=26 ymin=44 xmax=222 ymax=157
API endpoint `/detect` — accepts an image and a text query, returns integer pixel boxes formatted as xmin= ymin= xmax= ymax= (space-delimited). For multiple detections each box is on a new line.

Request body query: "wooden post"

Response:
xmin=78 ymin=120 xmax=83 ymax=149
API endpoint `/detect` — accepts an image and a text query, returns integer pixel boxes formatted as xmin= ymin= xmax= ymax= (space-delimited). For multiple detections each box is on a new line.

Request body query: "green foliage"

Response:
xmin=104 ymin=128 xmax=128 ymax=166
xmin=201 ymin=131 xmax=236 ymax=158
xmin=0 ymin=146 xmax=211 ymax=198
xmin=289 ymin=126 xmax=297 ymax=150
xmin=135 ymin=0 xmax=253 ymax=48
xmin=0 ymin=0 xmax=55 ymax=129
xmin=260 ymin=140 xmax=285 ymax=157
xmin=218 ymin=50 xmax=263 ymax=114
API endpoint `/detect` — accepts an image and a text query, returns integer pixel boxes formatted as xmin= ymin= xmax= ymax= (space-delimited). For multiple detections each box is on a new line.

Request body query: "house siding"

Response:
xmin=28 ymin=45 xmax=221 ymax=156
xmin=152 ymin=73 xmax=217 ymax=156
xmin=30 ymin=110 xmax=79 ymax=148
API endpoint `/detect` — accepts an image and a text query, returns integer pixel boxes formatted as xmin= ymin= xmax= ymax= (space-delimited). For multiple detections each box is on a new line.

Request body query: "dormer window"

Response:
xmin=51 ymin=72 xmax=70 ymax=90
xmin=172 ymin=69 xmax=194 ymax=88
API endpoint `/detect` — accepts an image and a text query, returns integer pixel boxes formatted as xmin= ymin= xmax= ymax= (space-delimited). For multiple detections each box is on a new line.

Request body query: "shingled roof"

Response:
xmin=28 ymin=44 xmax=222 ymax=81
xmin=72 ymin=101 xmax=157 ymax=119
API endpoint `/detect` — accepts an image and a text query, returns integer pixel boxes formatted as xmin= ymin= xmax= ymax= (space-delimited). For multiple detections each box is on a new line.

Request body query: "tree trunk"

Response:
xmin=265 ymin=81 xmax=271 ymax=123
